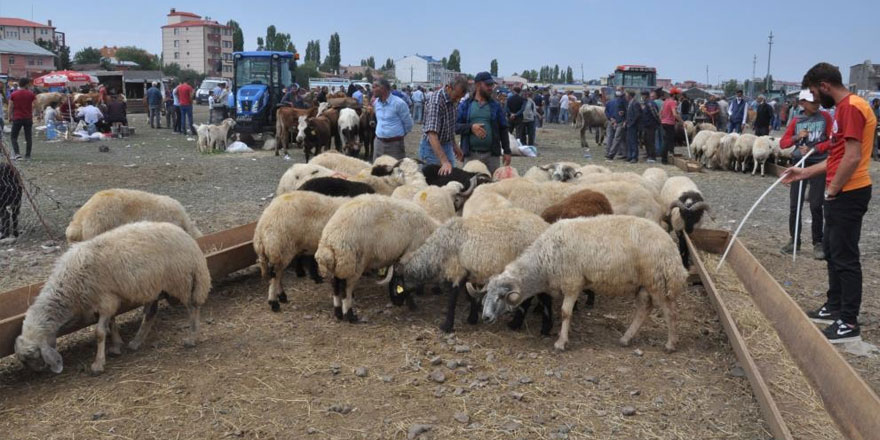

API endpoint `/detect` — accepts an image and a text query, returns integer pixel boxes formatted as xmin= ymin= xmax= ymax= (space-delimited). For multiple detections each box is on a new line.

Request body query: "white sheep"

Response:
xmin=15 ymin=222 xmax=211 ymax=375
xmin=352 ymin=157 xmax=423 ymax=195
xmin=462 ymin=160 xmax=491 ymax=176
xmin=572 ymin=171 xmax=661 ymax=198
xmin=254 ymin=191 xmax=349 ymax=312
xmin=373 ymin=154 xmax=400 ymax=169
xmin=66 ymin=189 xmax=201 ymax=243
xmin=482 ymin=216 xmax=685 ymax=351
xmin=461 ymin=190 xmax=514 ymax=218
xmin=690 ymin=130 xmax=714 ymax=162
xmin=315 ymin=195 xmax=439 ymax=321
xmin=309 ymin=150 xmax=371 ymax=176
xmin=412 ymin=181 xmax=465 ymax=221
xmin=641 ymin=168 xmax=668 ymax=195
xmin=719 ymin=133 xmax=740 ymax=170
xmin=399 ymin=208 xmax=550 ymax=333
xmin=276 ymin=163 xmax=339 ymax=195
xmin=773 ymin=141 xmax=793 ymax=166
xmin=734 ymin=134 xmax=757 ymax=173
xmin=523 ymin=162 xmax=582 ymax=182
xmin=701 ymin=132 xmax=726 ymax=169
xmin=751 ymin=136 xmax=774 ymax=176
xmin=578 ymin=164 xmax=611 ymax=175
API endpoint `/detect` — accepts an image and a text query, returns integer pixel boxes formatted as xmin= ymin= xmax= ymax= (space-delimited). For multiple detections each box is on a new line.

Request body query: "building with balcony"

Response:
xmin=0 ymin=17 xmax=64 ymax=48
xmin=395 ymin=54 xmax=457 ymax=86
xmin=161 ymin=8 xmax=233 ymax=78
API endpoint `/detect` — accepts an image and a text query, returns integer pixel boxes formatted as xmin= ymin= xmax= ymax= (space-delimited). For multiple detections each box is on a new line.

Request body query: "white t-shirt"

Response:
xmin=560 ymin=95 xmax=570 ymax=107
xmin=77 ymin=105 xmax=103 ymax=124
xmin=44 ymin=107 xmax=57 ymax=123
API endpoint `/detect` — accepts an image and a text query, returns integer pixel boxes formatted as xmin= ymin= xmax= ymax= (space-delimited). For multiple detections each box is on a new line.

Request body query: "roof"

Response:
xmin=0 ymin=40 xmax=55 ymax=56
xmin=162 ymin=20 xmax=228 ymax=29
xmin=119 ymin=70 xmax=164 ymax=82
xmin=0 ymin=17 xmax=54 ymax=28
xmin=167 ymin=10 xmax=200 ymax=18
xmin=234 ymin=51 xmax=293 ymax=58
xmin=415 ymin=54 xmax=439 ymax=63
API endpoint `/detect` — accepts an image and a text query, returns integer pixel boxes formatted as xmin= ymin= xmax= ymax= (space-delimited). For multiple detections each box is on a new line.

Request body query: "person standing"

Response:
xmin=624 ymin=91 xmax=642 ymax=163
xmin=559 ymin=91 xmax=570 ymax=124
xmin=7 ymin=77 xmax=36 ymax=160
xmin=660 ymin=89 xmax=683 ymax=164
xmin=728 ymin=90 xmax=748 ymax=133
xmin=171 ymin=83 xmax=183 ymax=133
xmin=411 ymin=86 xmax=425 ymax=123
xmin=454 ymin=72 xmax=510 ymax=175
xmin=532 ymin=91 xmax=544 ymax=128
xmin=372 ymin=78 xmax=414 ymax=161
xmin=753 ymin=95 xmax=773 ymax=136
xmin=214 ymin=83 xmax=230 ymax=120
xmin=549 ymin=92 xmax=560 ymax=124
xmin=145 ymin=81 xmax=163 ymax=129
xmin=779 ymin=89 xmax=831 ymax=258
xmin=420 ymin=76 xmax=468 ymax=172
xmin=506 ymin=87 xmax=525 ymax=139
xmin=679 ymin=95 xmax=693 ymax=122
xmin=521 ymin=91 xmax=537 ymax=147
xmin=783 ymin=62 xmax=876 ymax=343
xmin=177 ymin=80 xmax=195 ymax=135
xmin=604 ymin=88 xmax=626 ymax=160
xmin=641 ymin=90 xmax=660 ymax=163
xmin=164 ymin=82 xmax=176 ymax=130
xmin=704 ymin=95 xmax=721 ymax=128
xmin=873 ymin=98 xmax=880 ymax=160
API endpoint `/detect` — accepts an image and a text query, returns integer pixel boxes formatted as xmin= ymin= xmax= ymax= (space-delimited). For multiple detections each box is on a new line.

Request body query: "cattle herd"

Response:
xmin=13 ymin=146 xmax=714 ymax=376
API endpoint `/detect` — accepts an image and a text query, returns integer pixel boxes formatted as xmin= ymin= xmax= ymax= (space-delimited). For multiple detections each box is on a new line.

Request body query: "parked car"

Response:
xmin=196 ymin=78 xmax=230 ymax=105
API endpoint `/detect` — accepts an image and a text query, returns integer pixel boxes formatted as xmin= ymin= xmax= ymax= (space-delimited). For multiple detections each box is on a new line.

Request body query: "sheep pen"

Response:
xmin=1 ymin=106 xmax=878 ymax=440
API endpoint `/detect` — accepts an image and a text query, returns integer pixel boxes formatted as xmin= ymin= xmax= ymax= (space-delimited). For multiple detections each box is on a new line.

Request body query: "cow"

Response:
xmin=275 ymin=105 xmax=318 ymax=157
xmin=338 ymin=108 xmax=361 ymax=157
xmin=359 ymin=106 xmax=376 ymax=161
xmin=301 ymin=116 xmax=333 ymax=161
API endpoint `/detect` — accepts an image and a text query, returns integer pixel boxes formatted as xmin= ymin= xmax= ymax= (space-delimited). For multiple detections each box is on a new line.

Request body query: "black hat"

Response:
xmin=474 ymin=71 xmax=495 ymax=84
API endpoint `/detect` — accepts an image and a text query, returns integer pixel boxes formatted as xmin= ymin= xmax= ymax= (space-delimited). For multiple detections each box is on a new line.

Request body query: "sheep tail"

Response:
xmin=65 ymin=221 xmax=83 ymax=243
xmin=190 ymin=267 xmax=211 ymax=306
xmin=376 ymin=265 xmax=394 ymax=285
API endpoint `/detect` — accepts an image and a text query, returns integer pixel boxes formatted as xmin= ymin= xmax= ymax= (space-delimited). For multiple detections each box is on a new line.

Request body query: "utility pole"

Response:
xmin=410 ymin=66 xmax=413 ymax=85
xmin=706 ymin=65 xmax=709 ymax=87
xmin=580 ymin=63 xmax=584 ymax=83
xmin=751 ymin=54 xmax=757 ymax=97
xmin=765 ymin=31 xmax=773 ymax=93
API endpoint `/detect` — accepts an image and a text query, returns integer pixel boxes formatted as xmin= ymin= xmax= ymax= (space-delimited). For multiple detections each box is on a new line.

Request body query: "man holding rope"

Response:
xmin=783 ymin=62 xmax=877 ymax=343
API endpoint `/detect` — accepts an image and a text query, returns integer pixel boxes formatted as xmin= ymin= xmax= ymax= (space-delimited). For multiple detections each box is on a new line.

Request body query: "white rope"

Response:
xmin=716 ymin=148 xmax=815 ymax=271
xmin=792 ymin=159 xmax=806 ymax=262
xmin=684 ymin=125 xmax=692 ymax=159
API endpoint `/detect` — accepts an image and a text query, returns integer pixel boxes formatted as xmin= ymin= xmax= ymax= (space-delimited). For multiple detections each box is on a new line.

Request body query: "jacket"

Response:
xmin=605 ymin=96 xmax=627 ymax=123
xmin=754 ymin=102 xmax=773 ymax=127
xmin=642 ymin=100 xmax=660 ymax=129
xmin=625 ymin=99 xmax=642 ymax=128
xmin=456 ymin=97 xmax=511 ymax=157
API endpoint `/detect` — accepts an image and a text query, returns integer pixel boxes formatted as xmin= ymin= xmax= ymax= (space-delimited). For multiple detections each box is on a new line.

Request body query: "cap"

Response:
xmin=798 ymin=89 xmax=814 ymax=102
xmin=669 ymin=87 xmax=682 ymax=95
xmin=474 ymin=72 xmax=495 ymax=84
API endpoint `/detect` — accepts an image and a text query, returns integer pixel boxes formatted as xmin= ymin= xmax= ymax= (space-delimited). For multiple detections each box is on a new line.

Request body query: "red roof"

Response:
xmin=167 ymin=10 xmax=200 ymax=18
xmin=162 ymin=20 xmax=228 ymax=29
xmin=0 ymin=17 xmax=54 ymax=28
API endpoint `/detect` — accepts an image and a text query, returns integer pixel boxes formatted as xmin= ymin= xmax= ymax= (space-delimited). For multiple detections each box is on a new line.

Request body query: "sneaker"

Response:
xmin=13 ymin=154 xmax=22 ymax=160
xmin=807 ymin=305 xmax=839 ymax=325
xmin=822 ymin=319 xmax=861 ymax=343
xmin=646 ymin=159 xmax=656 ymax=163
xmin=812 ymin=243 xmax=825 ymax=260
xmin=583 ymin=152 xmax=592 ymax=159
xmin=780 ymin=240 xmax=795 ymax=255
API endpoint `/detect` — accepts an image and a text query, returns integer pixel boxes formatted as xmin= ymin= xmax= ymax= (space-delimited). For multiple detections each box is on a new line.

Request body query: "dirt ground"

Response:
xmin=1 ymin=106 xmax=878 ymax=439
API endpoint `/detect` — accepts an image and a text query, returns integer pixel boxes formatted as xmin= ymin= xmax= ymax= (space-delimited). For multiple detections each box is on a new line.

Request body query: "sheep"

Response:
xmin=734 ymin=134 xmax=757 ymax=173
xmin=545 ymin=162 xmax=583 ymax=182
xmin=421 ymin=164 xmax=492 ymax=195
xmin=398 ymin=208 xmax=552 ymax=333
xmin=338 ymin=108 xmax=361 ymax=157
xmin=482 ymin=216 xmax=685 ymax=351
xmin=354 ymin=157 xmax=425 ymax=195
xmin=461 ymin=190 xmax=514 ymax=218
xmin=462 ymin=160 xmax=491 ymax=176
xmin=719 ymin=133 xmax=740 ymax=170
xmin=571 ymin=171 xmax=661 ymax=199
xmin=15 ymin=222 xmax=211 ymax=375
xmin=696 ymin=122 xmax=717 ymax=133
xmin=641 ymin=167 xmax=668 ymax=195
xmin=66 ymin=189 xmax=201 ymax=243
xmin=276 ymin=163 xmax=339 ymax=195
xmin=412 ymin=182 xmax=465 ymax=221
xmin=773 ymin=141 xmax=794 ymax=166
xmin=540 ymin=189 xmax=613 ymax=224
xmin=254 ymin=192 xmax=348 ymax=312
xmin=207 ymin=118 xmax=236 ymax=152
xmin=752 ymin=136 xmax=775 ymax=176
xmin=0 ymin=164 xmax=23 ymax=240
xmin=299 ymin=177 xmax=376 ymax=197
xmin=371 ymin=155 xmax=401 ymax=174
xmin=578 ymin=164 xmax=611 ymax=175
xmin=492 ymin=166 xmax=520 ymax=180
xmin=683 ymin=120 xmax=696 ymax=141
xmin=315 ymin=195 xmax=439 ymax=321
xmin=701 ymin=132 xmax=726 ymax=169
xmin=660 ymin=176 xmax=710 ymax=266
xmin=309 ymin=150 xmax=371 ymax=176
xmin=195 ymin=123 xmax=212 ymax=153
xmin=690 ymin=130 xmax=714 ymax=162
xmin=523 ymin=166 xmax=553 ymax=182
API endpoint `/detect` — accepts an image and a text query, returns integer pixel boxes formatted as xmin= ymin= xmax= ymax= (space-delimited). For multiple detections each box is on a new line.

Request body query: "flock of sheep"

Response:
xmin=14 ymin=150 xmax=712 ymax=376
xmin=686 ymin=123 xmax=790 ymax=177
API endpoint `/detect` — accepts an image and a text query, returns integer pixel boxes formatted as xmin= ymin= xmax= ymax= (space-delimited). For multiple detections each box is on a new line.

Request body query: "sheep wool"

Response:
xmin=276 ymin=163 xmax=338 ymax=195
xmin=309 ymin=151 xmax=371 ymax=176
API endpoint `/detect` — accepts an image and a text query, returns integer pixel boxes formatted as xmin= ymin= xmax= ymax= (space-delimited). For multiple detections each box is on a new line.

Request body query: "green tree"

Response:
xmin=565 ymin=66 xmax=574 ymax=84
xmin=722 ymin=79 xmax=739 ymax=97
xmin=360 ymin=56 xmax=375 ymax=68
xmin=263 ymin=25 xmax=293 ymax=52
xmin=441 ymin=57 xmax=447 ymax=69
xmin=553 ymin=65 xmax=560 ymax=82
xmin=73 ymin=46 xmax=102 ymax=65
xmin=57 ymin=45 xmax=71 ymax=70
xmin=295 ymin=61 xmax=320 ymax=89
xmin=446 ymin=49 xmax=461 ymax=72
xmin=365 ymin=68 xmax=374 ymax=83
xmin=305 ymin=40 xmax=321 ymax=64
xmin=115 ymin=46 xmax=159 ymax=70
xmin=321 ymin=33 xmax=341 ymax=73
xmin=382 ymin=58 xmax=395 ymax=71
xmin=490 ymin=59 xmax=498 ymax=77
xmin=256 ymin=37 xmax=264 ymax=51
xmin=226 ymin=20 xmax=244 ymax=51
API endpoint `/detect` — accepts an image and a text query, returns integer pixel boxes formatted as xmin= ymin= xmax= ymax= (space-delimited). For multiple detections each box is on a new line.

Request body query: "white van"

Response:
xmin=196 ymin=78 xmax=230 ymax=105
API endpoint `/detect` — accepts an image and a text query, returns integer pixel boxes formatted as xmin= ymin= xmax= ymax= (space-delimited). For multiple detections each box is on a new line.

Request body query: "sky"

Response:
xmin=2 ymin=0 xmax=878 ymax=84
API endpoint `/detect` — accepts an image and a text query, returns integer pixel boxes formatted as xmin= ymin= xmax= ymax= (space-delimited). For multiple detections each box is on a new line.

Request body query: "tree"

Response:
xmin=441 ymin=57 xmax=447 ymax=69
xmin=490 ymin=59 xmax=498 ymax=77
xmin=256 ymin=37 xmax=264 ymax=51
xmin=553 ymin=65 xmax=560 ymax=83
xmin=365 ymin=68 xmax=374 ymax=83
xmin=57 ymin=45 xmax=71 ymax=70
xmin=226 ymin=20 xmax=244 ymax=51
xmin=115 ymin=46 xmax=159 ymax=70
xmin=73 ymin=47 xmax=102 ymax=65
xmin=382 ymin=58 xmax=395 ymax=71
xmin=565 ymin=66 xmax=574 ymax=84
xmin=262 ymin=25 xmax=293 ymax=52
xmin=321 ymin=33 xmax=341 ymax=73
xmin=722 ymin=79 xmax=739 ymax=97
xmin=360 ymin=56 xmax=375 ymax=69
xmin=295 ymin=61 xmax=320 ymax=89
xmin=305 ymin=40 xmax=321 ymax=64
xmin=446 ymin=49 xmax=461 ymax=72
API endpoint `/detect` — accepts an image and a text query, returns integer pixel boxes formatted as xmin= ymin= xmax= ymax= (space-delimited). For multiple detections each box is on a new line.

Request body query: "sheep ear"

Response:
xmin=538 ymin=165 xmax=553 ymax=171
xmin=505 ymin=292 xmax=521 ymax=304
xmin=574 ymin=171 xmax=583 ymax=178
xmin=41 ymin=345 xmax=63 ymax=374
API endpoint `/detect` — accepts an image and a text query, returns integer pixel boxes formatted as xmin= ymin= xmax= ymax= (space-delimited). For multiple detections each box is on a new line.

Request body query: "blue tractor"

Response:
xmin=229 ymin=51 xmax=297 ymax=145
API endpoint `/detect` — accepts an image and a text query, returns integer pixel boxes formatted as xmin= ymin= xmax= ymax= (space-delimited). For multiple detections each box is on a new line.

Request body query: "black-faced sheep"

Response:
xmin=482 ymin=216 xmax=685 ymax=352
xmin=421 ymin=164 xmax=491 ymax=195
xmin=15 ymin=222 xmax=211 ymax=375
xmin=298 ymin=177 xmax=376 ymax=197
xmin=65 ymin=189 xmax=201 ymax=243
xmin=0 ymin=163 xmax=23 ymax=240
xmin=660 ymin=176 xmax=710 ymax=267
xmin=315 ymin=195 xmax=439 ymax=321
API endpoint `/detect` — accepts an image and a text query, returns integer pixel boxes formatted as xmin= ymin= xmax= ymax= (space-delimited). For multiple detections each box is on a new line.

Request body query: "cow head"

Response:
xmin=295 ymin=115 xmax=308 ymax=144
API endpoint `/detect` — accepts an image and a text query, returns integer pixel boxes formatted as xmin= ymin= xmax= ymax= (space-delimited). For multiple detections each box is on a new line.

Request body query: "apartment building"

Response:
xmin=161 ymin=8 xmax=233 ymax=78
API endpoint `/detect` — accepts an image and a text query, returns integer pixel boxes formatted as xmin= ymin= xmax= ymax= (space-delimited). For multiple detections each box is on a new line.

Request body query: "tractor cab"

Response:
xmin=230 ymin=51 xmax=297 ymax=145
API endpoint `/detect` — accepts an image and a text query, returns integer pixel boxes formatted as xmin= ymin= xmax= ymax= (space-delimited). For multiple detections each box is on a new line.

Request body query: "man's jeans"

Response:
xmin=418 ymin=136 xmax=455 ymax=166
xmin=413 ymin=102 xmax=423 ymax=123
xmin=180 ymin=105 xmax=194 ymax=134
xmin=149 ymin=105 xmax=162 ymax=128
xmin=559 ymin=107 xmax=569 ymax=124
xmin=626 ymin=126 xmax=640 ymax=161
xmin=10 ymin=119 xmax=33 ymax=157
xmin=823 ymin=186 xmax=871 ymax=324
xmin=728 ymin=121 xmax=743 ymax=133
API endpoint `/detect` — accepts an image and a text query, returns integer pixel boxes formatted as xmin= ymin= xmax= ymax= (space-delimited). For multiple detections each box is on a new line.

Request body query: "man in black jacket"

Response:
xmin=624 ymin=91 xmax=642 ymax=163
xmin=754 ymin=95 xmax=773 ymax=136
xmin=641 ymin=90 xmax=660 ymax=162
xmin=506 ymin=87 xmax=525 ymax=138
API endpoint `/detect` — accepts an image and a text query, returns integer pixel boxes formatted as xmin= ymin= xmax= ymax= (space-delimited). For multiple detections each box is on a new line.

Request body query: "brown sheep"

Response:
xmin=540 ymin=189 xmax=613 ymax=224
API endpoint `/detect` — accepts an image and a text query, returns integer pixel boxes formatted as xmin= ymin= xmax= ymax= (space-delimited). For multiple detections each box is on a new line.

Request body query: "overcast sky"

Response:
xmin=2 ymin=0 xmax=877 ymax=83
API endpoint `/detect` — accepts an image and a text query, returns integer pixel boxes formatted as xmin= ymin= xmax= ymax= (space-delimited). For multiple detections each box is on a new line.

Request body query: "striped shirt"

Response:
xmin=422 ymin=88 xmax=456 ymax=144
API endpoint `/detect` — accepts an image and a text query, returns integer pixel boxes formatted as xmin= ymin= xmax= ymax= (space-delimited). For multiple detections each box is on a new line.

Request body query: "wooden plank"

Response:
xmin=724 ymin=237 xmax=880 ymax=440
xmin=198 ymin=222 xmax=256 ymax=253
xmin=684 ymin=233 xmax=793 ymax=440
xmin=690 ymin=228 xmax=731 ymax=254
xmin=672 ymin=156 xmax=702 ymax=173
xmin=0 ymin=283 xmax=42 ymax=322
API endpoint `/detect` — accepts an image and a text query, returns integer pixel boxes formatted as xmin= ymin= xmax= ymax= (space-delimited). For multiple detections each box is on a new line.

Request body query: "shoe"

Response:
xmin=807 ymin=305 xmax=839 ymax=325
xmin=605 ymin=158 xmax=614 ymax=162
xmin=583 ymin=152 xmax=592 ymax=159
xmin=822 ymin=319 xmax=861 ymax=344
xmin=780 ymin=240 xmax=795 ymax=255
xmin=628 ymin=159 xmax=638 ymax=163
xmin=646 ymin=159 xmax=656 ymax=163
xmin=813 ymin=244 xmax=825 ymax=260
xmin=13 ymin=154 xmax=22 ymax=160
xmin=23 ymin=155 xmax=31 ymax=161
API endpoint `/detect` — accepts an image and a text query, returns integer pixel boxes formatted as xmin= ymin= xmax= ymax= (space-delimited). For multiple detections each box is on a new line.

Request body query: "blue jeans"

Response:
xmin=413 ymin=102 xmax=423 ymax=123
xmin=180 ymin=105 xmax=194 ymax=134
xmin=626 ymin=126 xmax=640 ymax=161
xmin=655 ymin=127 xmax=663 ymax=153
xmin=418 ymin=136 xmax=455 ymax=166
xmin=728 ymin=121 xmax=743 ymax=133
xmin=559 ymin=108 xmax=569 ymax=124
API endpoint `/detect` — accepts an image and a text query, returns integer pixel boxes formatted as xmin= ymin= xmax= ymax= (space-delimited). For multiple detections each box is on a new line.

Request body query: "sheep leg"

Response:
xmin=620 ymin=288 xmax=652 ymax=347
xmin=332 ymin=277 xmax=345 ymax=320
xmin=508 ymin=297 xmax=530 ymax=331
xmin=466 ymin=293 xmax=480 ymax=325
xmin=553 ymin=293 xmax=578 ymax=351
xmin=538 ymin=294 xmax=553 ymax=336
xmin=268 ymin=263 xmax=286 ymax=312
xmin=183 ymin=304 xmax=200 ymax=348
xmin=341 ymin=275 xmax=360 ymax=323
xmin=677 ymin=231 xmax=690 ymax=268
xmin=306 ymin=255 xmax=323 ymax=284
xmin=761 ymin=161 xmax=765 ymax=177
xmin=440 ymin=284 xmax=461 ymax=333
xmin=91 ymin=314 xmax=111 ymax=375
xmin=658 ymin=294 xmax=678 ymax=353
xmin=128 ymin=300 xmax=159 ymax=351
xmin=292 ymin=255 xmax=307 ymax=277
xmin=584 ymin=290 xmax=595 ymax=309
xmin=108 ymin=317 xmax=123 ymax=356
xmin=752 ymin=157 xmax=758 ymax=176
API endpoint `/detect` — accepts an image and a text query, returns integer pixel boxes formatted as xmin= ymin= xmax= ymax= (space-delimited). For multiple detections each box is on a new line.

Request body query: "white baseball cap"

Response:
xmin=798 ymin=89 xmax=815 ymax=102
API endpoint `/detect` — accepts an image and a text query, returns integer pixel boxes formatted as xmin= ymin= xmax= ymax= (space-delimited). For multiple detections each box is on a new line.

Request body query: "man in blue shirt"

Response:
xmin=352 ymin=86 xmax=364 ymax=106
xmin=454 ymin=72 xmax=511 ymax=174
xmin=372 ymin=78 xmax=414 ymax=161
xmin=144 ymin=81 xmax=163 ymax=129
xmin=411 ymin=86 xmax=425 ymax=123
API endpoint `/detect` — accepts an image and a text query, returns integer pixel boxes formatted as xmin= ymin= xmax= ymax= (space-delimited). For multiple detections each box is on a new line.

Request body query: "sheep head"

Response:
xmin=15 ymin=334 xmax=63 ymax=374
xmin=550 ymin=164 xmax=581 ymax=182
xmin=482 ymin=274 xmax=522 ymax=324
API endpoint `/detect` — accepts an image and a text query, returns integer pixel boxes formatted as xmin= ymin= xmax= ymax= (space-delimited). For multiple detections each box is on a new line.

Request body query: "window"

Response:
xmin=174 ymin=40 xmax=179 ymax=47
xmin=28 ymin=57 xmax=34 ymax=66
xmin=186 ymin=52 xmax=189 ymax=56
xmin=24 ymin=28 xmax=30 ymax=33
xmin=8 ymin=56 xmax=14 ymax=65
xmin=37 ymin=58 xmax=43 ymax=66
xmin=173 ymin=28 xmax=179 ymax=35
xmin=174 ymin=52 xmax=179 ymax=59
